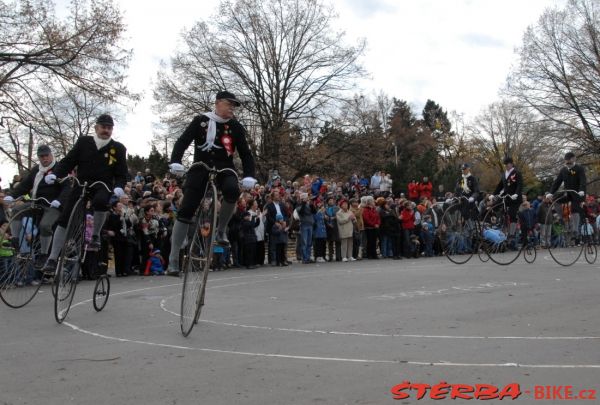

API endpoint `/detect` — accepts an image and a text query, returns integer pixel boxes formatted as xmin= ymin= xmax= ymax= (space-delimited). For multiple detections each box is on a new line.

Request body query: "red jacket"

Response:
xmin=362 ymin=206 xmax=381 ymax=228
xmin=418 ymin=181 xmax=432 ymax=200
xmin=400 ymin=208 xmax=415 ymax=230
xmin=408 ymin=182 xmax=419 ymax=199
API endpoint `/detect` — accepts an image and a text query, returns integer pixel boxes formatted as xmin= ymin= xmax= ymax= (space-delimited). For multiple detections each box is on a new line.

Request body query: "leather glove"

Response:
xmin=50 ymin=200 xmax=61 ymax=208
xmin=510 ymin=194 xmax=518 ymax=200
xmin=3 ymin=195 xmax=14 ymax=203
xmin=578 ymin=191 xmax=585 ymax=197
xmin=114 ymin=187 xmax=125 ymax=198
xmin=169 ymin=163 xmax=185 ymax=176
xmin=241 ymin=177 xmax=258 ymax=190
xmin=444 ymin=199 xmax=453 ymax=204
xmin=44 ymin=174 xmax=57 ymax=184
xmin=545 ymin=193 xmax=553 ymax=200
xmin=488 ymin=195 xmax=495 ymax=201
xmin=468 ymin=197 xmax=475 ymax=203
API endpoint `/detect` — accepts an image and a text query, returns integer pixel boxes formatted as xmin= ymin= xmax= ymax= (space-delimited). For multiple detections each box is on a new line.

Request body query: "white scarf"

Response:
xmin=199 ymin=111 xmax=230 ymax=151
xmin=32 ymin=160 xmax=56 ymax=199
xmin=461 ymin=173 xmax=471 ymax=194
xmin=94 ymin=134 xmax=111 ymax=150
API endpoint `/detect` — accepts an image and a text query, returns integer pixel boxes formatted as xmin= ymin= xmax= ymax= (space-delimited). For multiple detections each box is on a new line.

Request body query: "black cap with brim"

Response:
xmin=216 ymin=90 xmax=241 ymax=106
xmin=96 ymin=114 xmax=114 ymax=126
xmin=37 ymin=145 xmax=51 ymax=156
xmin=461 ymin=163 xmax=470 ymax=169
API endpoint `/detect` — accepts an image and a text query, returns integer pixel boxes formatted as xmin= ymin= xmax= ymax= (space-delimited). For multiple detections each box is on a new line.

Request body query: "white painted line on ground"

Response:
xmin=62 ymin=321 xmax=600 ymax=369
xmin=156 ymin=295 xmax=600 ymax=341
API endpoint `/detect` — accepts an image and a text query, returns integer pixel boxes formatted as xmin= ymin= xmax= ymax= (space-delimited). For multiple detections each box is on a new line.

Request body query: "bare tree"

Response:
xmin=467 ymin=100 xmax=561 ymax=191
xmin=0 ymin=0 xmax=135 ymax=170
xmin=506 ymin=0 xmax=600 ymax=156
xmin=154 ymin=0 xmax=366 ymax=178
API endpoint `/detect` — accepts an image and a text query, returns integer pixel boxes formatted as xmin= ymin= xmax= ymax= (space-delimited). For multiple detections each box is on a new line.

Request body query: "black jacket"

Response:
xmin=493 ymin=168 xmax=523 ymax=197
xmin=240 ymin=217 xmax=259 ymax=244
xmin=9 ymin=164 xmax=70 ymax=205
xmin=550 ymin=165 xmax=586 ymax=194
xmin=170 ymin=115 xmax=255 ymax=178
xmin=54 ymin=136 xmax=128 ymax=189
xmin=455 ymin=174 xmax=480 ymax=200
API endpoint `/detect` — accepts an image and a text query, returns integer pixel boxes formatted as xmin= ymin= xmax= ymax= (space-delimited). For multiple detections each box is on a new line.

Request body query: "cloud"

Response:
xmin=461 ymin=33 xmax=506 ymax=48
xmin=342 ymin=0 xmax=396 ymax=18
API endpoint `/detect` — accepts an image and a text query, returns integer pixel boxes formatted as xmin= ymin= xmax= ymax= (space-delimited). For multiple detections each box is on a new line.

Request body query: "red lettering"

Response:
xmin=412 ymin=383 xmax=431 ymax=400
xmin=564 ymin=386 xmax=573 ymax=400
xmin=552 ymin=386 xmax=564 ymax=400
xmin=534 ymin=386 xmax=545 ymax=400
xmin=450 ymin=384 xmax=475 ymax=400
xmin=390 ymin=381 xmax=411 ymax=400
xmin=430 ymin=381 xmax=450 ymax=400
xmin=474 ymin=384 xmax=499 ymax=400
xmin=588 ymin=389 xmax=597 ymax=400
xmin=498 ymin=383 xmax=522 ymax=400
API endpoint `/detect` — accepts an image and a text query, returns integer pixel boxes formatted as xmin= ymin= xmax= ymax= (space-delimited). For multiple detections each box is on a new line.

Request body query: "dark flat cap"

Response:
xmin=216 ymin=90 xmax=241 ymax=106
xmin=96 ymin=114 xmax=114 ymax=126
xmin=37 ymin=145 xmax=51 ymax=156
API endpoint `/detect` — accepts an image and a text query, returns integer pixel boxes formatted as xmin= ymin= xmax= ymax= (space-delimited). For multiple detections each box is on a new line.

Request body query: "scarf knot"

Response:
xmin=198 ymin=112 xmax=230 ymax=151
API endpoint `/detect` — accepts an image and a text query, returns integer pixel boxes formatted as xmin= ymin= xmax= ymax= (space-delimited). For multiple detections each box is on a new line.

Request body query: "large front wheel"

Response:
xmin=0 ymin=207 xmax=44 ymax=308
xmin=481 ymin=204 xmax=521 ymax=266
xmin=546 ymin=198 xmax=584 ymax=267
xmin=54 ymin=199 xmax=85 ymax=324
xmin=439 ymin=202 xmax=476 ymax=264
xmin=180 ymin=183 xmax=217 ymax=337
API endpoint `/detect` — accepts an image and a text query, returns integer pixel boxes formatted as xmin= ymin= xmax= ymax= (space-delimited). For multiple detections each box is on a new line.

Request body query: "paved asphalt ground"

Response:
xmin=1 ymin=252 xmax=599 ymax=405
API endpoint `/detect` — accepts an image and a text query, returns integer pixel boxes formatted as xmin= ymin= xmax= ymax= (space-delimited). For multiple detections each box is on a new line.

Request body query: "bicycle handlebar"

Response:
xmin=59 ymin=176 xmax=112 ymax=193
xmin=186 ymin=162 xmax=240 ymax=180
xmin=4 ymin=196 xmax=52 ymax=205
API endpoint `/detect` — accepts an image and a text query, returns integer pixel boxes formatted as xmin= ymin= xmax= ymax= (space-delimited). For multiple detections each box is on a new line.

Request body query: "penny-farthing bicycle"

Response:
xmin=54 ymin=177 xmax=112 ymax=323
xmin=179 ymin=162 xmax=237 ymax=337
xmin=545 ymin=189 xmax=586 ymax=267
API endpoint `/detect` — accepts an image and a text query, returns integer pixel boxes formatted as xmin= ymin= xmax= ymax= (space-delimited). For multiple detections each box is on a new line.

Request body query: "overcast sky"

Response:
xmin=0 ymin=0 xmax=566 ymax=188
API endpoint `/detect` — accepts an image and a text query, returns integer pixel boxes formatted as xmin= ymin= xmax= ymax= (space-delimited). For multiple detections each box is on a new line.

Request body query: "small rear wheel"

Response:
xmin=93 ymin=275 xmax=110 ymax=312
xmin=584 ymin=243 xmax=597 ymax=265
xmin=524 ymin=244 xmax=536 ymax=264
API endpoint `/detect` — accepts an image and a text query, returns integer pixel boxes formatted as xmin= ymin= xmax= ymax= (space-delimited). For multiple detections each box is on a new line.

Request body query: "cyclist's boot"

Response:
xmin=41 ymin=259 xmax=58 ymax=275
xmin=44 ymin=225 xmax=67 ymax=275
xmin=90 ymin=211 xmax=108 ymax=250
xmin=167 ymin=219 xmax=189 ymax=277
xmin=215 ymin=200 xmax=236 ymax=247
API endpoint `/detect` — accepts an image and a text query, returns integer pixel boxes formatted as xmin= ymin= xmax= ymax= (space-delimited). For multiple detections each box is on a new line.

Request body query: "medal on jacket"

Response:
xmin=108 ymin=147 xmax=117 ymax=165
xmin=221 ymin=125 xmax=234 ymax=156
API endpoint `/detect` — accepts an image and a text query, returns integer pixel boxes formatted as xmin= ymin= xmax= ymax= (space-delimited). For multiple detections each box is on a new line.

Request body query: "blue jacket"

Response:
xmin=313 ymin=211 xmax=327 ymax=239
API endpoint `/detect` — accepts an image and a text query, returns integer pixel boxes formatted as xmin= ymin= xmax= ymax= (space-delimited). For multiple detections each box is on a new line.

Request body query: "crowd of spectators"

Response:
xmin=1 ymin=168 xmax=600 ymax=278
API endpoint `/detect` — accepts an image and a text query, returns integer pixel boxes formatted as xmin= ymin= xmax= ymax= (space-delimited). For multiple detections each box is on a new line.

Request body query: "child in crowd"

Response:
xmin=144 ymin=247 xmax=165 ymax=276
xmin=271 ymin=214 xmax=288 ymax=266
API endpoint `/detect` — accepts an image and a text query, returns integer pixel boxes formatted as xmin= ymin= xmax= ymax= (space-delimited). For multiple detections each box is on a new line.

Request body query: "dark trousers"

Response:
xmin=242 ymin=242 xmax=256 ymax=267
xmin=276 ymin=243 xmax=286 ymax=265
xmin=314 ymin=238 xmax=326 ymax=258
xmin=255 ymin=240 xmax=265 ymax=265
xmin=113 ymin=241 xmax=133 ymax=276
xmin=365 ymin=228 xmax=378 ymax=259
